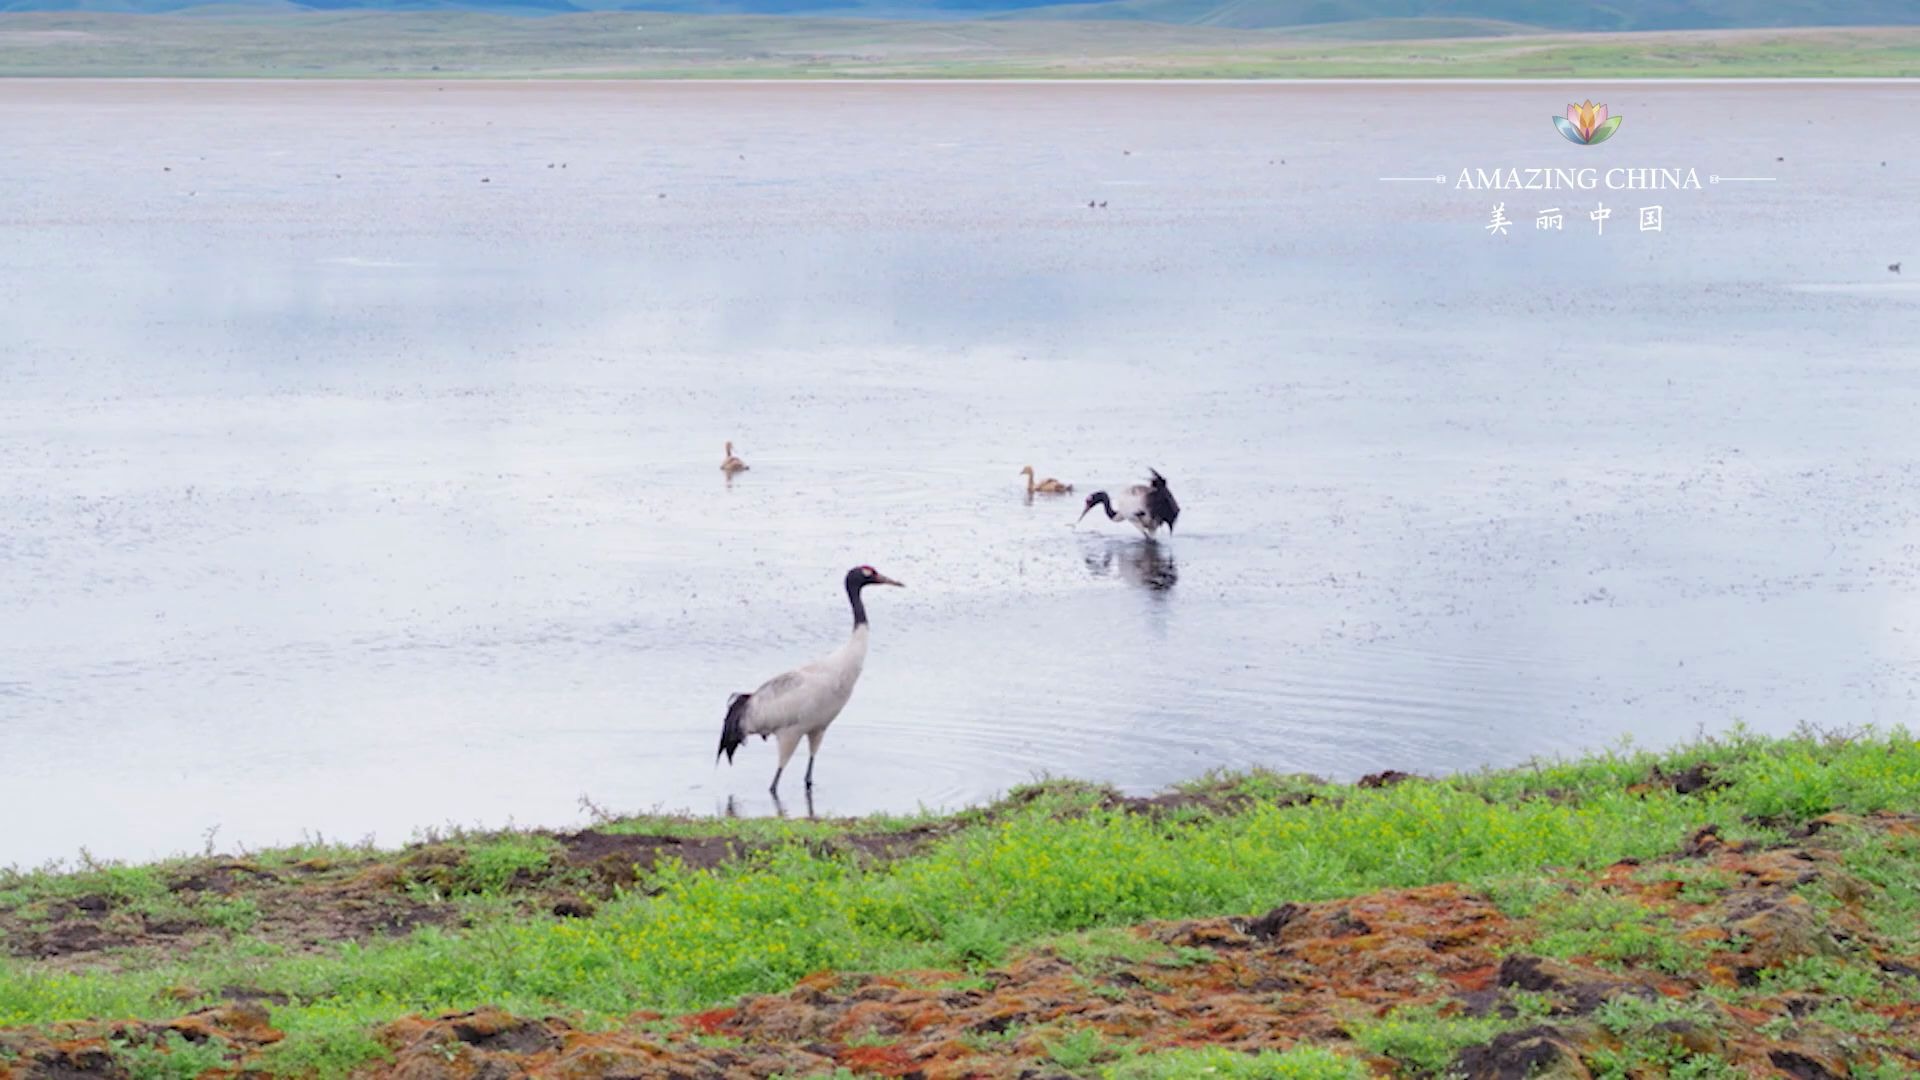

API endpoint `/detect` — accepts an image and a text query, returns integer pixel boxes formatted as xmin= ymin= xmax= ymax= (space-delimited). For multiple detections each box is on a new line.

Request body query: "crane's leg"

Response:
xmin=771 ymin=728 xmax=803 ymax=795
xmin=804 ymin=729 xmax=826 ymax=791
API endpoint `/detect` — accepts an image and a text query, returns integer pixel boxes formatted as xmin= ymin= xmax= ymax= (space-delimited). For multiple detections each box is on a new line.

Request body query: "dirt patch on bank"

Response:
xmin=0 ymin=856 xmax=459 ymax=972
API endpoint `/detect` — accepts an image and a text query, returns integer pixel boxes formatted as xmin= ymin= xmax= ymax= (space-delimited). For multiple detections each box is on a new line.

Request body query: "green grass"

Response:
xmin=587 ymin=804 xmax=953 ymax=842
xmin=1045 ymin=1026 xmax=1136 ymax=1072
xmin=0 ymin=863 xmax=171 ymax=910
xmin=1 ymin=729 xmax=1916 ymax=1076
xmin=110 ymin=1031 xmax=235 ymax=1080
xmin=1051 ymin=926 xmax=1178 ymax=971
xmin=400 ymin=834 xmax=565 ymax=898
xmin=1636 ymin=863 xmax=1738 ymax=905
xmin=1734 ymin=955 xmax=1903 ymax=1003
xmin=1526 ymin=887 xmax=1715 ymax=975
xmin=1592 ymin=994 xmax=1725 ymax=1036
xmin=1102 ymin=1045 xmax=1368 ymax=1079
xmin=1346 ymin=1002 xmax=1518 ymax=1074
xmin=1817 ymin=823 xmax=1920 ymax=954
xmin=1587 ymin=996 xmax=1741 ymax=1079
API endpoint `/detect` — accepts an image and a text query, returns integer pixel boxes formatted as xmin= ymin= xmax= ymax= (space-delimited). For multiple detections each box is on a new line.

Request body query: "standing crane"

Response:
xmin=1077 ymin=469 xmax=1181 ymax=538
xmin=716 ymin=565 xmax=904 ymax=795
xmin=720 ymin=441 xmax=749 ymax=475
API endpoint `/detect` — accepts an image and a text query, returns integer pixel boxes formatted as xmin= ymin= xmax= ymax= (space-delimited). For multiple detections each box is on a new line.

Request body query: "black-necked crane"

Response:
xmin=1077 ymin=469 xmax=1181 ymax=538
xmin=1020 ymin=465 xmax=1074 ymax=495
xmin=721 ymin=441 xmax=749 ymax=475
xmin=716 ymin=565 xmax=904 ymax=795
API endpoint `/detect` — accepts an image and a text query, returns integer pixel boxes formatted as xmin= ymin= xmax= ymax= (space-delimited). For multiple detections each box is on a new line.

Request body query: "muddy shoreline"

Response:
xmin=2 ymin=781 xmax=1283 ymax=972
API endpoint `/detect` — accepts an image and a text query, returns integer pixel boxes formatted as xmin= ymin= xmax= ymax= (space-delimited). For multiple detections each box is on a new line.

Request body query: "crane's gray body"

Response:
xmin=716 ymin=566 xmax=900 ymax=795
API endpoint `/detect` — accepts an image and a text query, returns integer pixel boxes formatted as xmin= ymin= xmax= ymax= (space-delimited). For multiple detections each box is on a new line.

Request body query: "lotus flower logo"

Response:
xmin=1554 ymin=100 xmax=1621 ymax=146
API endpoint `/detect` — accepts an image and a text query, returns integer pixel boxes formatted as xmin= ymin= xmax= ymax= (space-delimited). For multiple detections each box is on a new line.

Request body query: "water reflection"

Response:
xmin=726 ymin=790 xmax=817 ymax=821
xmin=1080 ymin=537 xmax=1178 ymax=592
xmin=1024 ymin=490 xmax=1077 ymax=508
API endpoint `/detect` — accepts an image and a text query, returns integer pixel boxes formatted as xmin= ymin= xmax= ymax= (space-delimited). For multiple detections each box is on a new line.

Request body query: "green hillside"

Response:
xmin=1265 ymin=17 xmax=1542 ymax=38
xmin=1 ymin=10 xmax=1914 ymax=75
xmin=989 ymin=0 xmax=1920 ymax=30
xmin=3 ymin=0 xmax=1920 ymax=29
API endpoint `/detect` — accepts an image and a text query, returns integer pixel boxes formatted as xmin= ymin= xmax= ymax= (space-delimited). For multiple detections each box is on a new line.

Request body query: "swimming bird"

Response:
xmin=721 ymin=441 xmax=749 ymax=474
xmin=1020 ymin=465 xmax=1073 ymax=495
xmin=1892 ymin=262 xmax=1902 ymax=274
xmin=716 ymin=566 xmax=904 ymax=794
xmin=1077 ymin=469 xmax=1181 ymax=538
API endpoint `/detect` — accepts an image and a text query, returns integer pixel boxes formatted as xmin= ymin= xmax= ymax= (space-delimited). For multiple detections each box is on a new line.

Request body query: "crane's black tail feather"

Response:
xmin=717 ymin=692 xmax=751 ymax=764
xmin=1145 ymin=469 xmax=1179 ymax=534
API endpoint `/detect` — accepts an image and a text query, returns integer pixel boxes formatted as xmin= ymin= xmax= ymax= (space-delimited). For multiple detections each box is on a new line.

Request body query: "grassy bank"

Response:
xmin=2 ymin=729 xmax=1918 ymax=1077
xmin=0 ymin=16 xmax=1915 ymax=78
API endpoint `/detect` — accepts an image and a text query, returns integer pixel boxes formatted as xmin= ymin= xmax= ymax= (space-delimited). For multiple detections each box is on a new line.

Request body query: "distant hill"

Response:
xmin=3 ymin=0 xmax=1917 ymax=29
xmin=991 ymin=0 xmax=1920 ymax=31
xmin=4 ymin=10 xmax=1914 ymax=75
xmin=0 ymin=0 xmax=581 ymax=10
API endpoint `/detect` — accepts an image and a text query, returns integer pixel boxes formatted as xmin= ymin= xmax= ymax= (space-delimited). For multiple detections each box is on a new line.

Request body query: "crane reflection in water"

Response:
xmin=1079 ymin=537 xmax=1178 ymax=592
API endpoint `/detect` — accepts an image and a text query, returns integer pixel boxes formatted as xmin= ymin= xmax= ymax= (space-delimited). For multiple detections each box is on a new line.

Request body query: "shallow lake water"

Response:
xmin=2 ymin=80 xmax=1917 ymax=866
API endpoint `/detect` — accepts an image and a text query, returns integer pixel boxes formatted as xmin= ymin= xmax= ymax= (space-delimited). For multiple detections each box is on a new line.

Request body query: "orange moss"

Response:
xmin=682 ymin=1006 xmax=737 ymax=1034
xmin=837 ymin=1041 xmax=920 ymax=1076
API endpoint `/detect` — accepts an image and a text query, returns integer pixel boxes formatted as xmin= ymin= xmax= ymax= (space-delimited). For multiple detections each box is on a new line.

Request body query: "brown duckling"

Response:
xmin=1020 ymin=465 xmax=1073 ymax=495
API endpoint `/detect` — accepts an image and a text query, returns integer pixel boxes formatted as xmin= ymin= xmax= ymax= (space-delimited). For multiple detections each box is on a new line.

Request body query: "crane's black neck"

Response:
xmin=1090 ymin=491 xmax=1119 ymax=520
xmin=845 ymin=576 xmax=869 ymax=628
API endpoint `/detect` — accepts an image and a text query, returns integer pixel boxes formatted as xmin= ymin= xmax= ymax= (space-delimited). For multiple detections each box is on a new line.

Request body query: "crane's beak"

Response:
xmin=1075 ymin=505 xmax=1094 ymax=524
xmin=874 ymin=573 xmax=905 ymax=588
